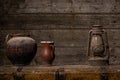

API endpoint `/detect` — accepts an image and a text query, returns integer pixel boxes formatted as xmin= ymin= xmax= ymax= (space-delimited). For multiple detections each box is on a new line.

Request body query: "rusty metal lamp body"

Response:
xmin=88 ymin=25 xmax=109 ymax=66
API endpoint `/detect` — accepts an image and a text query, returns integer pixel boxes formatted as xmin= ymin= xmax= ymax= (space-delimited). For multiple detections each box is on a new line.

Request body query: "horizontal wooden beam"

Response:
xmin=0 ymin=13 xmax=120 ymax=30
xmin=0 ymin=65 xmax=120 ymax=80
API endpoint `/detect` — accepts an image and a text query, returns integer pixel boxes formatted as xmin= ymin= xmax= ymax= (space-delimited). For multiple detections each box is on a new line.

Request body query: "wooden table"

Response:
xmin=0 ymin=65 xmax=120 ymax=80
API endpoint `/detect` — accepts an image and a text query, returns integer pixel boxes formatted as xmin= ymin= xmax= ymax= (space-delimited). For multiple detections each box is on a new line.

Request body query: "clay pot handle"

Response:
xmin=5 ymin=34 xmax=12 ymax=43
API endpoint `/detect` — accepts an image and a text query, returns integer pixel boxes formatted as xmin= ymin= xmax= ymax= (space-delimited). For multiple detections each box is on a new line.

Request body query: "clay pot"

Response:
xmin=40 ymin=41 xmax=55 ymax=66
xmin=6 ymin=34 xmax=37 ymax=66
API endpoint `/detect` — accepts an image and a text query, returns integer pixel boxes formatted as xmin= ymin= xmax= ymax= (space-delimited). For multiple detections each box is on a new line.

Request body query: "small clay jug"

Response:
xmin=40 ymin=41 xmax=55 ymax=66
xmin=6 ymin=33 xmax=37 ymax=66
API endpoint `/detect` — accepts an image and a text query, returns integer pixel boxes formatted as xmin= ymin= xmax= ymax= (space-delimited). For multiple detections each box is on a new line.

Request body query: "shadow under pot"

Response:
xmin=40 ymin=41 xmax=55 ymax=66
xmin=6 ymin=34 xmax=37 ymax=66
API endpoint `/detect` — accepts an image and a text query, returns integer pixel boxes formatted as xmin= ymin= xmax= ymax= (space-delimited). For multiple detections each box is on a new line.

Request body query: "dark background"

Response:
xmin=0 ymin=0 xmax=120 ymax=66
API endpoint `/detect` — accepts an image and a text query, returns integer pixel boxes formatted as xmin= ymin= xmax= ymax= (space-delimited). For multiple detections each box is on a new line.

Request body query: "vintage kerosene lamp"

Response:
xmin=88 ymin=25 xmax=109 ymax=65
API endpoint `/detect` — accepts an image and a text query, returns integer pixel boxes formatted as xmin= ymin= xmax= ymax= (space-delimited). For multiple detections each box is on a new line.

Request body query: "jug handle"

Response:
xmin=50 ymin=45 xmax=55 ymax=50
xmin=5 ymin=34 xmax=12 ymax=43
xmin=50 ymin=44 xmax=55 ymax=59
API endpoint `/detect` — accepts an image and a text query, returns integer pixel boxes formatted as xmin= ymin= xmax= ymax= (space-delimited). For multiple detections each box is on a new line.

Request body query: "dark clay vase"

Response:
xmin=40 ymin=41 xmax=55 ymax=66
xmin=6 ymin=34 xmax=37 ymax=66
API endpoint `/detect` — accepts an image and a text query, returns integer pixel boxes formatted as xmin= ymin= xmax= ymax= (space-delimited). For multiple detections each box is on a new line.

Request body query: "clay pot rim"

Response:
xmin=10 ymin=33 xmax=30 ymax=37
xmin=41 ymin=41 xmax=54 ymax=43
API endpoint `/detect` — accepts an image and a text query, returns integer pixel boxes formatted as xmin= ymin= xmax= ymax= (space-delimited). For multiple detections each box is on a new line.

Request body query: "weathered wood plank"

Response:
xmin=0 ymin=65 xmax=120 ymax=80
xmin=1 ymin=13 xmax=120 ymax=30
xmin=11 ymin=0 xmax=120 ymax=13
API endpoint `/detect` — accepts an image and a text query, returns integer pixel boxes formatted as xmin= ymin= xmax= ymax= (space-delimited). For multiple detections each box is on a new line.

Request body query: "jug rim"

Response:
xmin=41 ymin=41 xmax=54 ymax=43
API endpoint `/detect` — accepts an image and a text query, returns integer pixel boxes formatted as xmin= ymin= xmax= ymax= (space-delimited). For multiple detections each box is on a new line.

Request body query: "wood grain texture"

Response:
xmin=0 ymin=65 xmax=120 ymax=80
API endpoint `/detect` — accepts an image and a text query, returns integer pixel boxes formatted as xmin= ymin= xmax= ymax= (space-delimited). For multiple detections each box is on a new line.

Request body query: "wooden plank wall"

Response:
xmin=0 ymin=0 xmax=120 ymax=65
